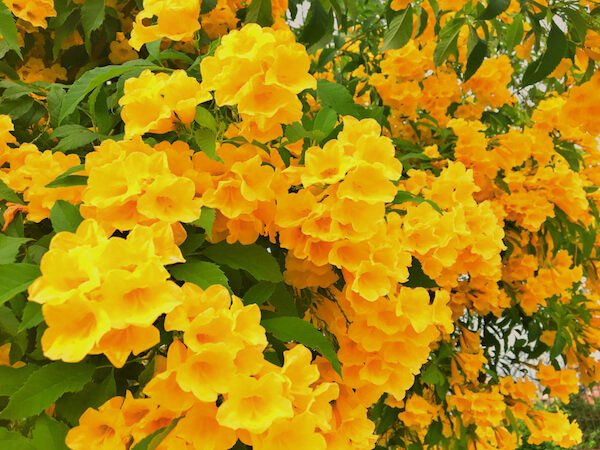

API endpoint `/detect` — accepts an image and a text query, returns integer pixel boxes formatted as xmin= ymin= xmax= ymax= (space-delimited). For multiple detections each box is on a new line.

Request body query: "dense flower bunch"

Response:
xmin=0 ymin=1 xmax=599 ymax=450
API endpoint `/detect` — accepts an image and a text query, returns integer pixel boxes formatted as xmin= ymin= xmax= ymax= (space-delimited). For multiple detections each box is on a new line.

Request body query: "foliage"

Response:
xmin=0 ymin=0 xmax=599 ymax=449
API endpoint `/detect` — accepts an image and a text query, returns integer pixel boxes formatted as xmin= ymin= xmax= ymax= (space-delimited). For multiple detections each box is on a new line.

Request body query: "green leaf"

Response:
xmin=404 ymin=257 xmax=440 ymax=288
xmin=0 ymin=179 xmax=23 ymax=204
xmin=0 ymin=361 xmax=95 ymax=420
xmin=47 ymin=86 xmax=66 ymax=128
xmin=0 ymin=263 xmax=41 ymax=305
xmin=46 ymin=164 xmax=87 ymax=188
xmin=464 ymin=38 xmax=487 ymax=81
xmin=194 ymin=128 xmax=219 ymax=160
xmin=424 ymin=421 xmax=444 ymax=445
xmin=201 ymin=0 xmax=218 ymax=14
xmin=32 ymin=414 xmax=69 ymax=450
xmin=262 ymin=317 xmax=341 ymax=375
xmin=381 ymin=5 xmax=414 ymax=51
xmin=522 ymin=20 xmax=567 ymax=86
xmin=0 ymin=235 xmax=29 ymax=264
xmin=393 ymin=191 xmax=442 ymax=214
xmin=478 ymin=0 xmax=510 ymax=20
xmin=18 ymin=302 xmax=43 ymax=333
xmin=169 ymin=259 xmax=230 ymax=290
xmin=312 ymin=107 xmax=338 ymax=141
xmin=194 ymin=106 xmax=217 ymax=132
xmin=53 ymin=127 xmax=99 ymax=152
xmin=550 ymin=331 xmax=568 ymax=359
xmin=0 ymin=429 xmax=35 ymax=450
xmin=191 ymin=207 xmax=216 ymax=238
xmin=317 ymin=79 xmax=361 ymax=117
xmin=505 ymin=13 xmax=524 ymax=51
xmin=0 ymin=2 xmax=22 ymax=58
xmin=81 ymin=0 xmax=105 ymax=54
xmin=243 ymin=281 xmax=277 ymax=306
xmin=203 ymin=242 xmax=283 ymax=283
xmin=0 ymin=365 xmax=37 ymax=396
xmin=299 ymin=0 xmax=334 ymax=51
xmin=50 ymin=201 xmax=83 ymax=233
xmin=246 ymin=0 xmax=273 ymax=26
xmin=433 ymin=17 xmax=466 ymax=66
xmin=59 ymin=61 xmax=155 ymax=124
xmin=132 ymin=419 xmax=180 ymax=450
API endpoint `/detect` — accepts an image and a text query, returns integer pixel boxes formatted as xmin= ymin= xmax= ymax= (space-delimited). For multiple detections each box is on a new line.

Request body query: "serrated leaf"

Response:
xmin=0 ymin=263 xmax=40 ymax=305
xmin=0 ymin=235 xmax=29 ymax=264
xmin=169 ymin=259 xmax=230 ymax=290
xmin=203 ymin=242 xmax=283 ymax=283
xmin=0 ymin=361 xmax=95 ymax=420
xmin=0 ymin=429 xmax=35 ymax=450
xmin=433 ymin=17 xmax=466 ymax=66
xmin=46 ymin=164 xmax=86 ymax=188
xmin=194 ymin=128 xmax=219 ymax=160
xmin=32 ymin=414 xmax=69 ymax=450
xmin=0 ymin=179 xmax=23 ymax=204
xmin=522 ymin=20 xmax=567 ymax=86
xmin=0 ymin=2 xmax=22 ymax=58
xmin=191 ymin=207 xmax=216 ymax=238
xmin=464 ymin=38 xmax=487 ymax=81
xmin=81 ymin=0 xmax=105 ymax=54
xmin=50 ymin=201 xmax=83 ymax=233
xmin=246 ymin=0 xmax=273 ymax=26
xmin=194 ymin=106 xmax=217 ymax=131
xmin=381 ymin=5 xmax=414 ymax=51
xmin=243 ymin=281 xmax=277 ymax=306
xmin=262 ymin=317 xmax=341 ymax=375
xmin=59 ymin=61 xmax=155 ymax=124
xmin=478 ymin=0 xmax=510 ymax=20
xmin=54 ymin=128 xmax=99 ymax=152
xmin=0 ymin=365 xmax=37 ymax=396
xmin=18 ymin=301 xmax=43 ymax=332
xmin=317 ymin=79 xmax=361 ymax=117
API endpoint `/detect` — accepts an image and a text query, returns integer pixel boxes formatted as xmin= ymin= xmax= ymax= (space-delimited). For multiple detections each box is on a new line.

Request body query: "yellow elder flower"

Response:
xmin=3 ymin=0 xmax=56 ymax=28
xmin=129 ymin=0 xmax=201 ymax=50
xmin=537 ymin=364 xmax=579 ymax=402
xmin=252 ymin=413 xmax=327 ymax=450
xmin=216 ymin=372 xmax=294 ymax=433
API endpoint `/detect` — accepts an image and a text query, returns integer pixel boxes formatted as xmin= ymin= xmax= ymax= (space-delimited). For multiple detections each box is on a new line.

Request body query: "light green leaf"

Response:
xmin=312 ymin=107 xmax=338 ymax=141
xmin=191 ymin=207 xmax=216 ymax=238
xmin=169 ymin=259 xmax=230 ymax=290
xmin=132 ymin=419 xmax=181 ymax=450
xmin=433 ymin=17 xmax=466 ymax=66
xmin=50 ymin=201 xmax=83 ymax=233
xmin=393 ymin=191 xmax=442 ymax=214
xmin=18 ymin=302 xmax=43 ymax=333
xmin=0 ymin=361 xmax=95 ymax=420
xmin=46 ymin=164 xmax=87 ymax=188
xmin=317 ymin=79 xmax=361 ymax=117
xmin=194 ymin=128 xmax=219 ymax=161
xmin=262 ymin=317 xmax=341 ymax=375
xmin=32 ymin=414 xmax=69 ymax=450
xmin=381 ymin=5 xmax=414 ymax=51
xmin=0 ymin=179 xmax=23 ymax=204
xmin=194 ymin=106 xmax=217 ymax=132
xmin=0 ymin=429 xmax=35 ymax=450
xmin=203 ymin=242 xmax=283 ymax=282
xmin=0 ymin=263 xmax=41 ymax=305
xmin=0 ymin=235 xmax=29 ymax=264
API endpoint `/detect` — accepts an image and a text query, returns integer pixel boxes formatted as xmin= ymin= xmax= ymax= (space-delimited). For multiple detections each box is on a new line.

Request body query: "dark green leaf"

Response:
xmin=46 ymin=164 xmax=86 ymax=188
xmin=381 ymin=5 xmax=414 ymax=51
xmin=59 ymin=61 xmax=155 ymax=124
xmin=50 ymin=201 xmax=83 ymax=233
xmin=0 ymin=179 xmax=23 ymax=204
xmin=478 ymin=0 xmax=510 ymax=20
xmin=201 ymin=0 xmax=217 ymax=14
xmin=18 ymin=302 xmax=43 ymax=333
xmin=243 ymin=281 xmax=277 ymax=306
xmin=0 ymin=361 xmax=95 ymax=420
xmin=0 ymin=263 xmax=40 ymax=305
xmin=246 ymin=0 xmax=273 ymax=26
xmin=299 ymin=0 xmax=334 ymax=51
xmin=433 ymin=17 xmax=466 ymax=66
xmin=81 ymin=0 xmax=105 ymax=54
xmin=203 ymin=242 xmax=283 ymax=283
xmin=169 ymin=259 xmax=230 ymax=290
xmin=0 ymin=365 xmax=37 ymax=396
xmin=393 ymin=191 xmax=442 ymax=214
xmin=522 ymin=20 xmax=567 ymax=86
xmin=0 ymin=2 xmax=21 ymax=58
xmin=464 ymin=38 xmax=487 ymax=81
xmin=262 ymin=316 xmax=341 ymax=375
xmin=0 ymin=235 xmax=29 ymax=264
